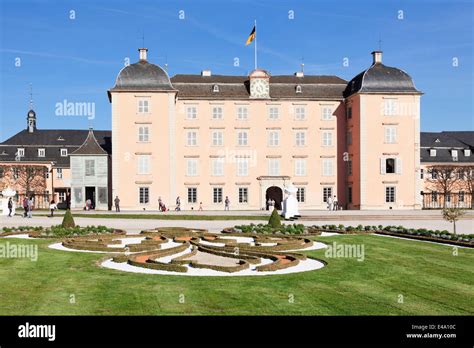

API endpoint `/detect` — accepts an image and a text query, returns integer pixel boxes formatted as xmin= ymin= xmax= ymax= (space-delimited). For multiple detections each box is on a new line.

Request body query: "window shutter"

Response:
xmin=380 ymin=158 xmax=386 ymax=174
xmin=396 ymin=158 xmax=402 ymax=174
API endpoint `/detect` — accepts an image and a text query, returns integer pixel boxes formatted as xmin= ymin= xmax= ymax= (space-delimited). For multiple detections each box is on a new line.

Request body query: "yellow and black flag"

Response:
xmin=245 ymin=25 xmax=256 ymax=46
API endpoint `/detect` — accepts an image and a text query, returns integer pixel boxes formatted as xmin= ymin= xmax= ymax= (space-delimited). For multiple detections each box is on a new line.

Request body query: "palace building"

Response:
xmin=1 ymin=48 xmax=472 ymax=210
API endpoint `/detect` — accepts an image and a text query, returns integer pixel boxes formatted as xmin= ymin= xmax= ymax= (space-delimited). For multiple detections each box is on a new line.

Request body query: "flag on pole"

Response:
xmin=245 ymin=25 xmax=256 ymax=46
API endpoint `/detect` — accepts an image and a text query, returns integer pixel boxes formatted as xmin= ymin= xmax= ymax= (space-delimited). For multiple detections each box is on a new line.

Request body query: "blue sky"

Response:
xmin=0 ymin=0 xmax=472 ymax=140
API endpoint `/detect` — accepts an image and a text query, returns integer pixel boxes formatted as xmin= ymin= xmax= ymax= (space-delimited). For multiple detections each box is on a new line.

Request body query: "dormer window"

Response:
xmin=435 ymin=138 xmax=440 ymax=143
xmin=60 ymin=148 xmax=68 ymax=157
xmin=452 ymin=150 xmax=458 ymax=161
xmin=465 ymin=149 xmax=471 ymax=157
xmin=57 ymin=136 xmax=65 ymax=141
xmin=17 ymin=148 xmax=25 ymax=157
xmin=430 ymin=149 xmax=437 ymax=157
xmin=213 ymin=84 xmax=220 ymax=93
xmin=38 ymin=148 xmax=45 ymax=157
xmin=295 ymin=85 xmax=302 ymax=94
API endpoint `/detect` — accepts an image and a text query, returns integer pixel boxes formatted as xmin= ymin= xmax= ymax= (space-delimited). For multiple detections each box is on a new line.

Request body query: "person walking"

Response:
xmin=198 ymin=202 xmax=203 ymax=211
xmin=327 ymin=195 xmax=333 ymax=211
xmin=22 ymin=197 xmax=28 ymax=218
xmin=224 ymin=196 xmax=230 ymax=211
xmin=27 ymin=196 xmax=33 ymax=218
xmin=7 ymin=197 xmax=13 ymax=217
xmin=175 ymin=196 xmax=181 ymax=211
xmin=49 ymin=200 xmax=57 ymax=217
xmin=114 ymin=196 xmax=120 ymax=212
xmin=333 ymin=195 xmax=338 ymax=211
xmin=158 ymin=196 xmax=163 ymax=211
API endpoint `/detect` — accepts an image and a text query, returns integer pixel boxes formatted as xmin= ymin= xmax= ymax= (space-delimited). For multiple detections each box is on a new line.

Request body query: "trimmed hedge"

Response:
xmin=128 ymin=259 xmax=187 ymax=273
xmin=256 ymin=255 xmax=300 ymax=272
xmin=189 ymin=260 xmax=249 ymax=273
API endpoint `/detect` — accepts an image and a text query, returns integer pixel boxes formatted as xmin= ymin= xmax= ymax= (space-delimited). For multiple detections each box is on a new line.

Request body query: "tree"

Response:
xmin=442 ymin=208 xmax=465 ymax=235
xmin=426 ymin=165 xmax=461 ymax=208
xmin=7 ymin=165 xmax=48 ymax=196
xmin=462 ymin=166 xmax=474 ymax=209
xmin=61 ymin=209 xmax=76 ymax=228
xmin=268 ymin=208 xmax=282 ymax=228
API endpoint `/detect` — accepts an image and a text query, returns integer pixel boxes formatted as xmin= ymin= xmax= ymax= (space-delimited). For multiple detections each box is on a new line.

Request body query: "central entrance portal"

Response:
xmin=85 ymin=187 xmax=96 ymax=209
xmin=266 ymin=186 xmax=283 ymax=210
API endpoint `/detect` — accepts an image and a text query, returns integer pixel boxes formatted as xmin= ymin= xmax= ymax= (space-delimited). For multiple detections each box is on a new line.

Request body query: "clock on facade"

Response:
xmin=249 ymin=69 xmax=270 ymax=99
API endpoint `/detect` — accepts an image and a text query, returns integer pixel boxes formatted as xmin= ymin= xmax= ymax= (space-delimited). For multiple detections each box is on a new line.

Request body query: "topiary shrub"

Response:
xmin=61 ymin=209 xmax=76 ymax=228
xmin=268 ymin=208 xmax=282 ymax=228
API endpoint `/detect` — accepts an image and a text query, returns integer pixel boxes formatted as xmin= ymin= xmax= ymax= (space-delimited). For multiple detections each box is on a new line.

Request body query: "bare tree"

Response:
xmin=462 ymin=165 xmax=474 ymax=209
xmin=8 ymin=165 xmax=48 ymax=196
xmin=426 ymin=165 xmax=461 ymax=208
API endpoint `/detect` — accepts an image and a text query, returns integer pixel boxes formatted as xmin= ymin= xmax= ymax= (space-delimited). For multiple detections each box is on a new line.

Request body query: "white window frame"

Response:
xmin=138 ymin=99 xmax=149 ymax=114
xmin=212 ymin=130 xmax=223 ymax=146
xmin=138 ymin=126 xmax=150 ymax=142
xmin=212 ymin=106 xmax=223 ymax=119
xmin=17 ymin=148 xmax=25 ymax=157
xmin=294 ymin=106 xmax=306 ymax=120
xmin=321 ymin=106 xmax=333 ymax=120
xmin=296 ymin=187 xmax=306 ymax=203
xmin=268 ymin=107 xmax=279 ymax=120
xmin=186 ymin=159 xmax=198 ymax=176
xmin=137 ymin=155 xmax=150 ymax=174
xmin=56 ymin=168 xmax=63 ymax=179
xmin=322 ymin=187 xmax=333 ymax=203
xmin=85 ymin=159 xmax=95 ymax=176
xmin=38 ymin=148 xmax=45 ymax=157
xmin=213 ymin=187 xmax=223 ymax=204
xmin=60 ymin=148 xmax=68 ymax=157
xmin=322 ymin=158 xmax=334 ymax=176
xmin=322 ymin=131 xmax=333 ymax=147
xmin=268 ymin=130 xmax=280 ymax=147
xmin=236 ymin=158 xmax=249 ymax=177
xmin=186 ymin=106 xmax=197 ymax=119
xmin=186 ymin=130 xmax=198 ymax=146
xmin=237 ymin=130 xmax=249 ymax=146
xmin=295 ymin=131 xmax=306 ymax=147
xmin=268 ymin=159 xmax=280 ymax=176
xmin=238 ymin=187 xmax=249 ymax=203
xmin=384 ymin=126 xmax=397 ymax=144
xmin=295 ymin=159 xmax=307 ymax=176
xmin=237 ymin=106 xmax=248 ymax=120
xmin=187 ymin=187 xmax=197 ymax=203
xmin=430 ymin=149 xmax=437 ymax=157
xmin=383 ymin=98 xmax=398 ymax=116
xmin=385 ymin=186 xmax=396 ymax=203
xmin=139 ymin=187 xmax=149 ymax=204
xmin=211 ymin=158 xmax=224 ymax=176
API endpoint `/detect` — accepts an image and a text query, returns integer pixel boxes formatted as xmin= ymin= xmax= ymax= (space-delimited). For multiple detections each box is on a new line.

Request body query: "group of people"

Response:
xmin=112 ymin=195 xmax=232 ymax=212
xmin=6 ymin=197 xmax=58 ymax=218
xmin=327 ymin=195 xmax=339 ymax=211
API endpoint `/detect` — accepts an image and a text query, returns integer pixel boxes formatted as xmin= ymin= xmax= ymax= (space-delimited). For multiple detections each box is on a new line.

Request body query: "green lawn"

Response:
xmin=0 ymin=234 xmax=472 ymax=315
xmin=34 ymin=213 xmax=267 ymax=221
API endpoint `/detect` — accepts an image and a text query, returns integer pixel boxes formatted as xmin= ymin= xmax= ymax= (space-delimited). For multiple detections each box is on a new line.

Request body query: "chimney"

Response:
xmin=138 ymin=48 xmax=148 ymax=61
xmin=371 ymin=50 xmax=382 ymax=64
xmin=201 ymin=70 xmax=212 ymax=77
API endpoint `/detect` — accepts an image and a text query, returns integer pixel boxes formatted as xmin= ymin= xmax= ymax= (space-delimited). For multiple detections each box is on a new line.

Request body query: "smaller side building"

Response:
xmin=420 ymin=131 xmax=474 ymax=209
xmin=70 ymin=129 xmax=111 ymax=210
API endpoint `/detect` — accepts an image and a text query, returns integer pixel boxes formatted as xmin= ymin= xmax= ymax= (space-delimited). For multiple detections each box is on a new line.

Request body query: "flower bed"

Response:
xmin=1 ymin=225 xmax=121 ymax=238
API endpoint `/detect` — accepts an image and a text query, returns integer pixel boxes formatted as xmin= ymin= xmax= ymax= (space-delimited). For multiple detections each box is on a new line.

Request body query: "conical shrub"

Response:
xmin=61 ymin=209 xmax=76 ymax=228
xmin=268 ymin=208 xmax=282 ymax=228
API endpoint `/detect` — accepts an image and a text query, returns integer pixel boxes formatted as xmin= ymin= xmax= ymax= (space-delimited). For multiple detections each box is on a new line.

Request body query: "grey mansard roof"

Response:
xmin=0 ymin=129 xmax=111 ymax=167
xmin=420 ymin=131 xmax=474 ymax=164
xmin=110 ymin=60 xmax=175 ymax=92
xmin=343 ymin=62 xmax=421 ymax=98
xmin=170 ymin=74 xmax=347 ymax=100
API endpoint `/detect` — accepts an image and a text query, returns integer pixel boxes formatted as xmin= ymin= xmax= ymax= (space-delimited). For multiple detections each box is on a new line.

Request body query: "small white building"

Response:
xmin=70 ymin=129 xmax=110 ymax=210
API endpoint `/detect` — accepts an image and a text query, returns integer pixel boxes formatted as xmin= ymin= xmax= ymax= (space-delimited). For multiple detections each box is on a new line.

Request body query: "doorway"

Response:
xmin=266 ymin=186 xmax=283 ymax=210
xmin=85 ymin=187 xmax=96 ymax=209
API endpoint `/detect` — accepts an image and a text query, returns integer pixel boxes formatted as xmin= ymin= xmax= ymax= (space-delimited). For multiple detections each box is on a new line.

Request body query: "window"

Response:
xmin=237 ymin=130 xmax=248 ymax=146
xmin=385 ymin=186 xmax=396 ymax=203
xmin=420 ymin=169 xmax=424 ymax=179
xmin=139 ymin=187 xmax=149 ymax=204
xmin=383 ymin=98 xmax=397 ymax=116
xmin=237 ymin=106 xmax=248 ymax=120
xmin=386 ymin=158 xmax=395 ymax=174
xmin=13 ymin=168 xmax=19 ymax=179
xmin=212 ymin=130 xmax=223 ymax=146
xmin=186 ymin=159 xmax=198 ymax=176
xmin=17 ymin=148 xmax=25 ymax=157
xmin=186 ymin=131 xmax=198 ymax=146
xmin=211 ymin=158 xmax=224 ymax=176
xmin=347 ymin=131 xmax=352 ymax=145
xmin=384 ymin=127 xmax=397 ymax=144
xmin=381 ymin=158 xmax=401 ymax=174
xmin=430 ymin=149 xmax=437 ymax=157
xmin=348 ymin=187 xmax=353 ymax=204
xmin=138 ymin=99 xmax=149 ymax=113
xmin=213 ymin=84 xmax=219 ymax=93
xmin=431 ymin=191 xmax=438 ymax=202
xmin=322 ymin=131 xmax=333 ymax=146
xmin=322 ymin=106 xmax=332 ymax=120
xmin=58 ymin=191 xmax=66 ymax=203
xmin=296 ymin=187 xmax=306 ymax=203
xmin=295 ymin=159 xmax=307 ymax=176
xmin=457 ymin=169 xmax=464 ymax=180
xmin=464 ymin=149 xmax=471 ymax=157
xmin=268 ymin=107 xmax=279 ymax=120
xmin=0 ymin=167 xmax=4 ymax=178
xmin=138 ymin=155 xmax=150 ymax=174
xmin=322 ymin=158 xmax=334 ymax=176
xmin=213 ymin=187 xmax=223 ymax=203
xmin=347 ymin=159 xmax=353 ymax=175
xmin=212 ymin=106 xmax=223 ymax=119
xmin=60 ymin=148 xmax=68 ymax=157
xmin=295 ymin=85 xmax=302 ymax=93
xmin=459 ymin=191 xmax=465 ymax=202
xmin=186 ymin=106 xmax=197 ymax=119
xmin=268 ymin=130 xmax=280 ymax=146
xmin=238 ymin=187 xmax=248 ymax=203
xmin=38 ymin=148 xmax=45 ymax=157
xmin=138 ymin=126 xmax=149 ymax=142
xmin=323 ymin=187 xmax=333 ymax=203
xmin=295 ymin=106 xmax=306 ymax=120
xmin=56 ymin=168 xmax=63 ymax=179
xmin=295 ymin=131 xmax=306 ymax=146
xmin=346 ymin=106 xmax=352 ymax=119
xmin=187 ymin=187 xmax=197 ymax=203
xmin=452 ymin=150 xmax=458 ymax=161
xmin=268 ymin=159 xmax=280 ymax=176
xmin=431 ymin=169 xmax=438 ymax=179
xmin=236 ymin=158 xmax=249 ymax=176
xmin=98 ymin=187 xmax=108 ymax=204
xmin=85 ymin=159 xmax=95 ymax=176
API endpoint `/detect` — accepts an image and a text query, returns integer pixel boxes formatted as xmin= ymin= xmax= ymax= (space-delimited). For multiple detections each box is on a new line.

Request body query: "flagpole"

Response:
xmin=254 ymin=19 xmax=257 ymax=70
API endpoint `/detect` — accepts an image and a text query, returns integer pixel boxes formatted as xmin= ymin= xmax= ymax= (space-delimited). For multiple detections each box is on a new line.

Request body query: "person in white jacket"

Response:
xmin=49 ymin=200 xmax=57 ymax=217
